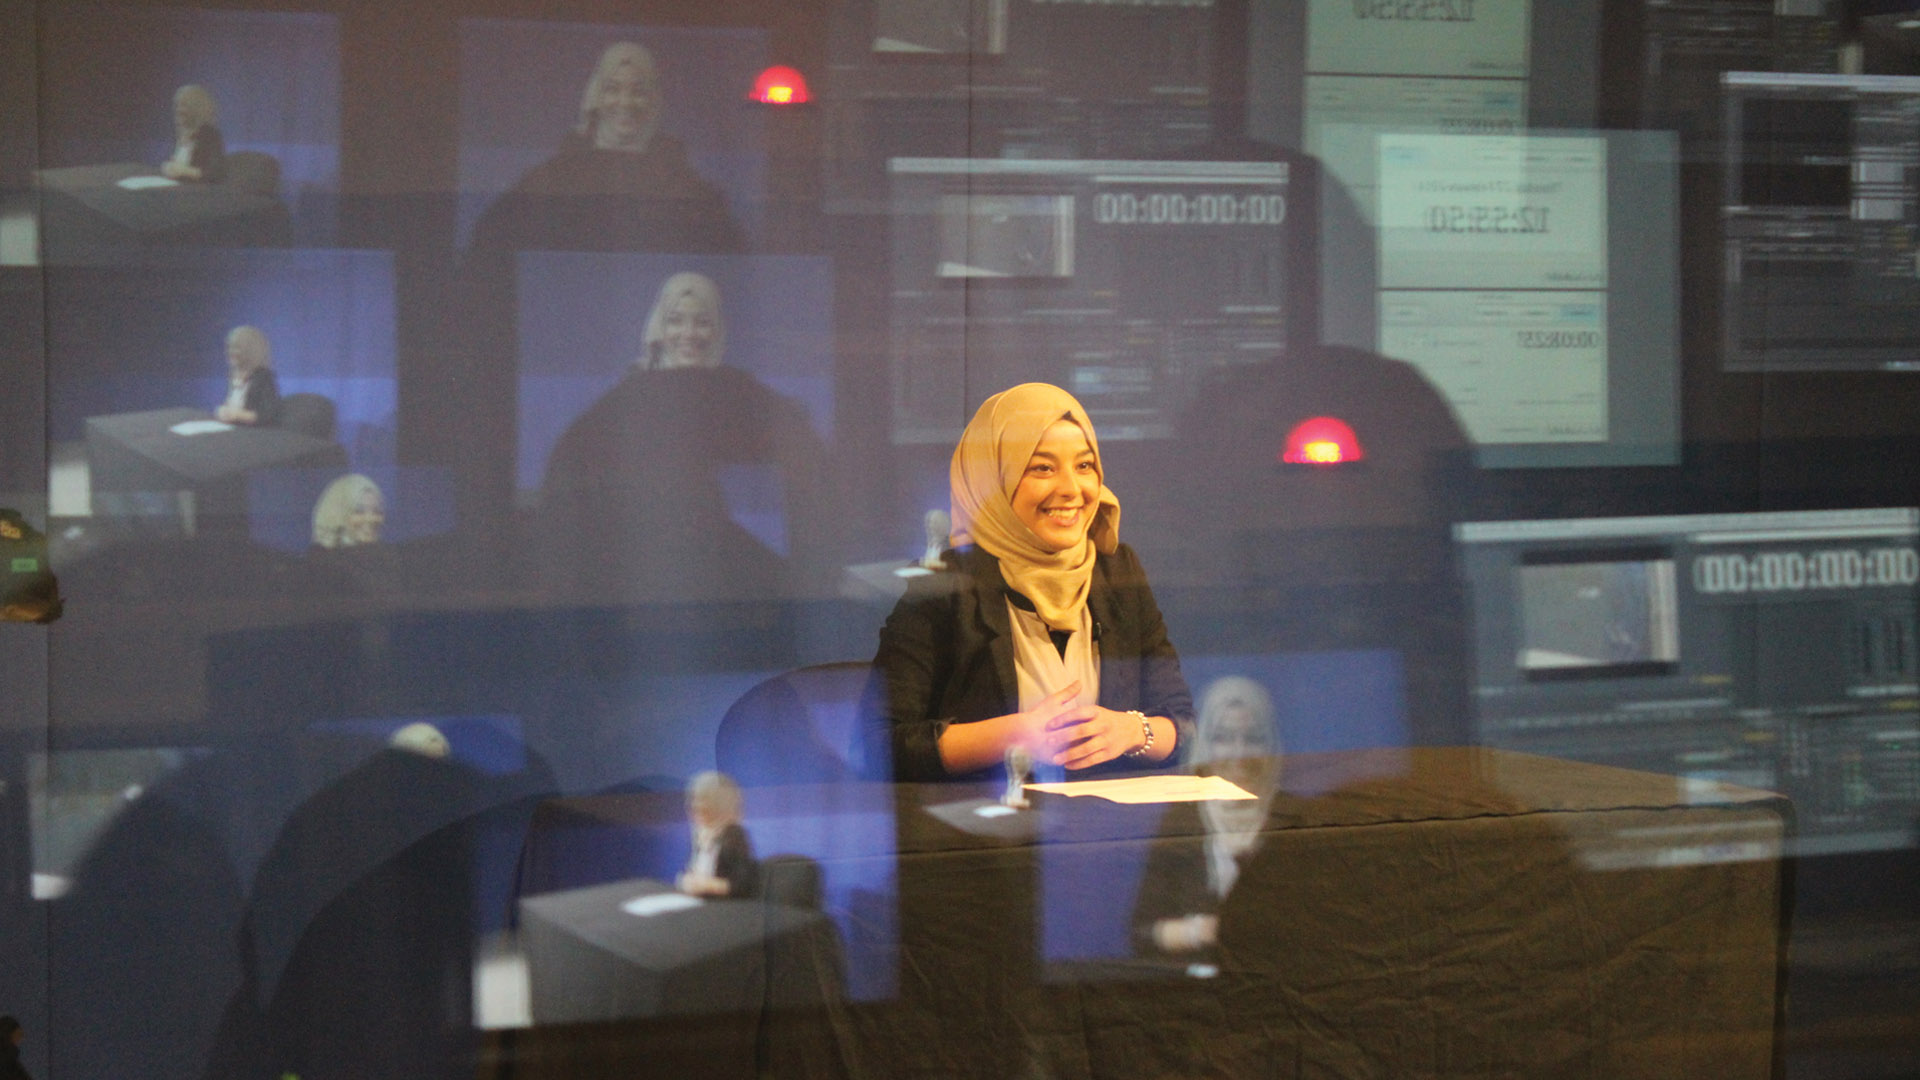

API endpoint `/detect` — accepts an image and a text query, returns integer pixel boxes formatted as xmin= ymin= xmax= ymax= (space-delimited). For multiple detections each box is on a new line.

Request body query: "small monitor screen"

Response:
xmin=1515 ymin=549 xmax=1681 ymax=678
xmin=1721 ymin=73 xmax=1920 ymax=372
xmin=457 ymin=20 xmax=770 ymax=251
xmin=1369 ymin=130 xmax=1679 ymax=466
xmin=887 ymin=158 xmax=1302 ymax=443
xmin=1459 ymin=509 xmax=1920 ymax=854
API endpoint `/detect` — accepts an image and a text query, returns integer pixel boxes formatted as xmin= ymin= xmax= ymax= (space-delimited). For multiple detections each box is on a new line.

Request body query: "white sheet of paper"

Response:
xmin=1023 ymin=775 xmax=1258 ymax=804
xmin=116 ymin=175 xmax=179 ymax=190
xmin=169 ymin=420 xmax=233 ymax=436
xmin=621 ymin=892 xmax=703 ymax=917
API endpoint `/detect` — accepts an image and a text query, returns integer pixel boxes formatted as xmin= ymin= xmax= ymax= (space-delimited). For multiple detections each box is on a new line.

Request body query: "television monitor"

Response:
xmin=1721 ymin=72 xmax=1920 ymax=372
xmin=1458 ymin=508 xmax=1920 ymax=855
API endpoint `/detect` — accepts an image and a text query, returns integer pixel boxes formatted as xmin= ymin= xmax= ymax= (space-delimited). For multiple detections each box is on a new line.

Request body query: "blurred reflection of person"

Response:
xmin=0 ymin=1016 xmax=32 ymax=1080
xmin=642 ymin=271 xmax=722 ymax=369
xmin=676 ymin=771 xmax=759 ymax=898
xmin=1 ymin=508 xmax=62 ymax=624
xmin=540 ymin=273 xmax=827 ymax=601
xmin=864 ymin=383 xmax=1194 ymax=781
xmin=1134 ymin=676 xmax=1282 ymax=956
xmin=159 ymin=84 xmax=226 ymax=183
xmin=467 ymin=41 xmax=744 ymax=256
xmin=388 ymin=721 xmax=452 ymax=759
xmin=310 ymin=474 xmax=386 ymax=549
xmin=214 ymin=326 xmax=281 ymax=426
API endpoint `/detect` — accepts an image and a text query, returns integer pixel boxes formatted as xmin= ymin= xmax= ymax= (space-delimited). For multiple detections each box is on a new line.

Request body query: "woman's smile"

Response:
xmin=1011 ymin=418 xmax=1101 ymax=552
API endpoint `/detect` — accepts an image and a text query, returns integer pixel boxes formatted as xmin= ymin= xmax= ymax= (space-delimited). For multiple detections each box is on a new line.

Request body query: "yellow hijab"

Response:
xmin=949 ymin=383 xmax=1121 ymax=630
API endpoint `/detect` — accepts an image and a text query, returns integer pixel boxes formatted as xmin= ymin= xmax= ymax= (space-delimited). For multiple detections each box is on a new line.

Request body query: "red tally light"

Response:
xmin=1282 ymin=416 xmax=1364 ymax=465
xmin=750 ymin=66 xmax=811 ymax=105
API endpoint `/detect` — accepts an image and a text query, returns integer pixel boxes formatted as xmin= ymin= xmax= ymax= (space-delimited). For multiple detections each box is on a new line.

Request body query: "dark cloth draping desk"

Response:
xmin=86 ymin=407 xmax=346 ymax=518
xmin=501 ymin=749 xmax=1791 ymax=1080
xmin=520 ymin=879 xmax=835 ymax=1024
xmin=36 ymin=163 xmax=290 ymax=256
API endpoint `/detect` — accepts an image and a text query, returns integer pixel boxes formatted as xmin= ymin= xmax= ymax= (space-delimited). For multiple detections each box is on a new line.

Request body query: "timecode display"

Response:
xmin=1426 ymin=204 xmax=1550 ymax=234
xmin=1092 ymin=192 xmax=1287 ymax=226
xmin=1692 ymin=548 xmax=1920 ymax=594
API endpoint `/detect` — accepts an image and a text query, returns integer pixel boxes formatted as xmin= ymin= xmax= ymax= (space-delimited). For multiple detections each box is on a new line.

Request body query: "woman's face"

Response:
xmin=593 ymin=57 xmax=660 ymax=152
xmin=345 ymin=489 xmax=385 ymax=545
xmin=658 ymin=293 xmax=718 ymax=368
xmin=1010 ymin=419 xmax=1101 ymax=553
xmin=1205 ymin=703 xmax=1278 ymax=790
xmin=689 ymin=796 xmax=726 ymax=830
xmin=226 ymin=333 xmax=259 ymax=376
xmin=174 ymin=98 xmax=196 ymax=135
xmin=1206 ymin=704 xmax=1274 ymax=763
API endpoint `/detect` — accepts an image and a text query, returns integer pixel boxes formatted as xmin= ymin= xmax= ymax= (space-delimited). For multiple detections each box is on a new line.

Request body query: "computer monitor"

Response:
xmin=1458 ymin=508 xmax=1920 ymax=854
xmin=886 ymin=156 xmax=1306 ymax=443
xmin=1721 ymin=72 xmax=1920 ymax=372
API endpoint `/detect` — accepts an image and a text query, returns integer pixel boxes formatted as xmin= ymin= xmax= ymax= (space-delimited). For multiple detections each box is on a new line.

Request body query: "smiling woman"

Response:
xmin=864 ymin=383 xmax=1196 ymax=781
xmin=640 ymin=271 xmax=723 ymax=369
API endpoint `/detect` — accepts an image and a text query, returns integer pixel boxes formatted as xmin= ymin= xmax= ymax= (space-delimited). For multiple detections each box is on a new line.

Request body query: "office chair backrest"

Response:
xmin=715 ymin=662 xmax=871 ymax=787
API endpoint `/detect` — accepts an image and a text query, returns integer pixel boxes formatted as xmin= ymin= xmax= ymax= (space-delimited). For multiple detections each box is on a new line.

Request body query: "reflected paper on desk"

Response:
xmin=620 ymin=892 xmax=703 ymax=918
xmin=115 ymin=175 xmax=179 ymax=190
xmin=168 ymin=419 xmax=233 ymax=436
xmin=1025 ymin=775 xmax=1257 ymax=804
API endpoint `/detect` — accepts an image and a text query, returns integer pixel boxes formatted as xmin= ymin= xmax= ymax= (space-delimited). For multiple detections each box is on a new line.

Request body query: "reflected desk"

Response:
xmin=86 ymin=407 xmax=346 ymax=520
xmin=508 ymin=749 xmax=1791 ymax=1080
xmin=36 ymin=163 xmax=289 ymax=256
xmin=521 ymin=879 xmax=835 ymax=1025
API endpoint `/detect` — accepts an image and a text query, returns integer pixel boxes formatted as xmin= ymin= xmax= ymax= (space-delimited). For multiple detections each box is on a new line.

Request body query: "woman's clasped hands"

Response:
xmin=1015 ymin=681 xmax=1145 ymax=771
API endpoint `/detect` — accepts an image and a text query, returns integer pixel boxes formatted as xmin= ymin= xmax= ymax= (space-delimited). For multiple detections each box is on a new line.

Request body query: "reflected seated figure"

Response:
xmin=538 ymin=271 xmax=824 ymax=602
xmin=35 ymin=83 xmax=290 ymax=255
xmin=1132 ymin=675 xmax=1282 ymax=959
xmin=161 ymin=83 xmax=227 ymax=183
xmin=468 ymin=41 xmax=743 ymax=257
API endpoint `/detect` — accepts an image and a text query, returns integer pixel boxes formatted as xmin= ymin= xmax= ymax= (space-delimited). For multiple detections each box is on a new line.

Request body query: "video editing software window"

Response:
xmin=1460 ymin=508 xmax=1920 ymax=854
xmin=887 ymin=156 xmax=1298 ymax=442
xmin=1722 ymin=72 xmax=1920 ymax=372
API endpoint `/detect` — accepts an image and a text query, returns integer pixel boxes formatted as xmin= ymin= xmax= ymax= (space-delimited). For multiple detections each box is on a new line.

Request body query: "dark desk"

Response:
xmin=37 ymin=163 xmax=289 ymax=257
xmin=508 ymin=750 xmax=1791 ymax=1080
xmin=521 ymin=878 xmax=835 ymax=1025
xmin=87 ymin=407 xmax=346 ymax=518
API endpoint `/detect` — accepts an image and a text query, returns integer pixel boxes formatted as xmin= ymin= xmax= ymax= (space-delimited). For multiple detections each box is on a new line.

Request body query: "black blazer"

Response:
xmin=709 ymin=822 xmax=759 ymax=899
xmin=864 ymin=543 xmax=1196 ymax=781
xmin=185 ymin=123 xmax=227 ymax=183
xmin=237 ymin=367 xmax=282 ymax=426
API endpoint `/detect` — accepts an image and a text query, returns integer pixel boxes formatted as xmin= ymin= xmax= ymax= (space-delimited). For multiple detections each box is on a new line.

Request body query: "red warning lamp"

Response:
xmin=749 ymin=66 xmax=811 ymax=105
xmin=1282 ymin=416 xmax=1365 ymax=465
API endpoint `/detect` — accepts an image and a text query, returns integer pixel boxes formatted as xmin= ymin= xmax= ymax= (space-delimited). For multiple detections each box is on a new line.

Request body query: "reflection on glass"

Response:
xmin=215 ymin=325 xmax=281 ymax=427
xmin=310 ymin=473 xmax=386 ymax=549
xmin=162 ymin=84 xmax=226 ymax=183
xmin=867 ymin=383 xmax=1193 ymax=781
xmin=676 ymin=770 xmax=759 ymax=898
xmin=535 ymin=265 xmax=829 ymax=601
xmin=465 ymin=38 xmax=748 ymax=255
xmin=1141 ymin=675 xmax=1282 ymax=957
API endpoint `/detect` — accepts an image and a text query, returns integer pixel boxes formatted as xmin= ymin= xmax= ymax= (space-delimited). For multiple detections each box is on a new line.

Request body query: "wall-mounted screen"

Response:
xmin=1460 ymin=508 xmax=1920 ymax=855
xmin=1372 ymin=130 xmax=1679 ymax=466
xmin=887 ymin=157 xmax=1303 ymax=443
xmin=1721 ymin=72 xmax=1920 ymax=373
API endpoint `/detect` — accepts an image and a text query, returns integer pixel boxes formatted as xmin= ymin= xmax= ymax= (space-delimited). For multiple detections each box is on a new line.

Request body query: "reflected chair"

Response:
xmin=276 ymin=393 xmax=336 ymax=440
xmin=715 ymin=662 xmax=871 ymax=787
xmin=221 ymin=151 xmax=282 ymax=199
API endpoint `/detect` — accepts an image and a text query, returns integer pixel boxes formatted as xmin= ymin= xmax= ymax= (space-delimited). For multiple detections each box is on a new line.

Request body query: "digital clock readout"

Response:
xmin=1692 ymin=549 xmax=1920 ymax=594
xmin=1092 ymin=192 xmax=1287 ymax=226
xmin=1426 ymin=204 xmax=1550 ymax=234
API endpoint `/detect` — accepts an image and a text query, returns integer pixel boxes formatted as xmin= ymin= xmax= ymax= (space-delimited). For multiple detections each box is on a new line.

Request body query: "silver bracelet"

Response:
xmin=1124 ymin=710 xmax=1152 ymax=759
